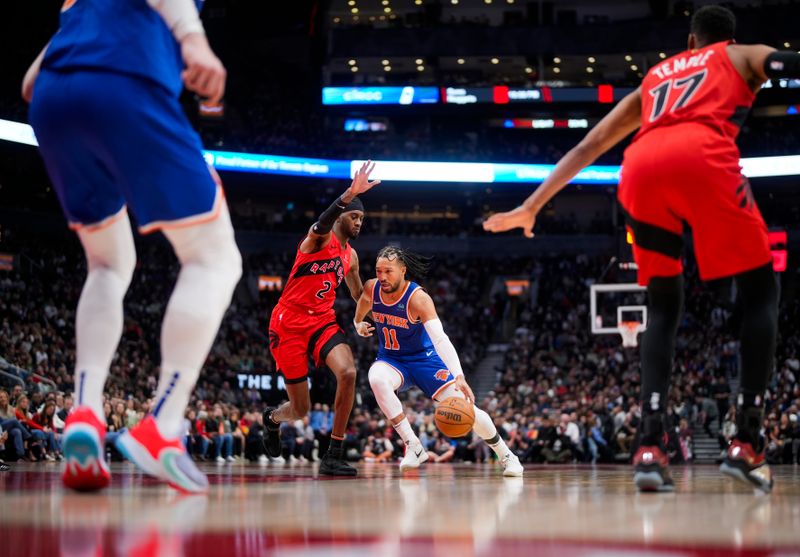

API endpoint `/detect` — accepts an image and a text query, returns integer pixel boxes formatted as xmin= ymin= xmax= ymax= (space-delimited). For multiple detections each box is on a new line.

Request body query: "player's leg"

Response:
xmin=58 ymin=216 xmax=137 ymax=490
xmin=720 ymin=262 xmax=778 ymax=491
xmin=633 ymin=273 xmax=684 ymax=492
xmin=265 ymin=382 xmax=311 ymax=459
xmin=29 ymin=70 xmax=135 ymax=491
xmin=684 ymin=171 xmax=776 ymax=493
xmin=320 ymin=342 xmax=358 ymax=476
xmin=262 ymin=311 xmax=312 ymax=459
xmin=368 ymin=361 xmax=429 ymax=471
xmin=618 ymin=146 xmax=687 ymax=492
xmin=117 ymin=204 xmax=242 ymax=493
xmin=434 ymin=382 xmax=522 ymax=477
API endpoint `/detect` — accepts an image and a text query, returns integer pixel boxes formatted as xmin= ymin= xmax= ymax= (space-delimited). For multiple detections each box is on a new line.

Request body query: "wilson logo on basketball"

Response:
xmin=439 ymin=411 xmax=462 ymax=422
xmin=434 ymin=369 xmax=449 ymax=381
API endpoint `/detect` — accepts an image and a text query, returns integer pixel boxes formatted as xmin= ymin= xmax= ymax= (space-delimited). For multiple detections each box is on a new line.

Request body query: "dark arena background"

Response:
xmin=1 ymin=1 xmax=800 ymax=556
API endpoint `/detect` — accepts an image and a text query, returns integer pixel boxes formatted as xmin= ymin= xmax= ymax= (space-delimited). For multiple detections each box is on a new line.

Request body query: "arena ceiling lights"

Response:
xmin=2 ymin=118 xmax=799 ymax=185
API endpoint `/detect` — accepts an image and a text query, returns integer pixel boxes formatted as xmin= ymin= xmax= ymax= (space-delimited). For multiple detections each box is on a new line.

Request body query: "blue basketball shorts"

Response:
xmin=375 ymin=351 xmax=456 ymax=400
xmin=29 ymin=69 xmax=221 ymax=233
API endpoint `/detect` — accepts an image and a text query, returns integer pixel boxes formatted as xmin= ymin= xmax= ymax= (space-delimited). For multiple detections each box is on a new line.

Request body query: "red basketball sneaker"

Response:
xmin=720 ymin=439 xmax=773 ymax=494
xmin=633 ymin=444 xmax=674 ymax=492
xmin=116 ymin=416 xmax=209 ymax=494
xmin=61 ymin=406 xmax=111 ymax=492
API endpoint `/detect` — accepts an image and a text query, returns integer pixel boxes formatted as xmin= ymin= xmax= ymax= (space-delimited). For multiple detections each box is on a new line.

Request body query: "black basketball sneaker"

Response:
xmin=261 ymin=407 xmax=282 ymax=458
xmin=319 ymin=451 xmax=357 ymax=476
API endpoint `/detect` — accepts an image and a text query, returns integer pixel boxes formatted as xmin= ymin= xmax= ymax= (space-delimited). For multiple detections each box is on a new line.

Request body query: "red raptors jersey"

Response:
xmin=278 ymin=235 xmax=353 ymax=315
xmin=634 ymin=41 xmax=755 ymax=146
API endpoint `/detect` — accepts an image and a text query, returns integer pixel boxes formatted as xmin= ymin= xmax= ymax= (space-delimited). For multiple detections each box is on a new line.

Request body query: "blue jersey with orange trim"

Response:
xmin=373 ymin=281 xmax=434 ymax=357
xmin=42 ymin=0 xmax=203 ymax=97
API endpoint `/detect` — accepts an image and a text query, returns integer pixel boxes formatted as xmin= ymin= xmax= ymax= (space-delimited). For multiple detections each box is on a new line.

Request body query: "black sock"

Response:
xmin=267 ymin=411 xmax=280 ymax=429
xmin=735 ymin=263 xmax=778 ymax=396
xmin=327 ymin=437 xmax=344 ymax=458
xmin=640 ymin=275 xmax=683 ymax=417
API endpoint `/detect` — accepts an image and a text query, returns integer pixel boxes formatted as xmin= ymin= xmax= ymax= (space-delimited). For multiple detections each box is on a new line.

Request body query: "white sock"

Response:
xmin=473 ymin=406 xmax=510 ymax=458
xmin=392 ymin=417 xmax=419 ymax=446
xmin=74 ymin=214 xmax=136 ymax=421
xmin=153 ymin=205 xmax=241 ymax=438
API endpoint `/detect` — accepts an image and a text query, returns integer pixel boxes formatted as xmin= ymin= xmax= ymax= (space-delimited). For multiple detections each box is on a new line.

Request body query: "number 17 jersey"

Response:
xmin=634 ymin=40 xmax=754 ymax=147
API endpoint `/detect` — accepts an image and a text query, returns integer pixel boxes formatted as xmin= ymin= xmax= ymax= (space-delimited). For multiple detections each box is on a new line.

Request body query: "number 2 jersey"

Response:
xmin=632 ymin=40 xmax=754 ymax=155
xmin=277 ymin=235 xmax=353 ymax=317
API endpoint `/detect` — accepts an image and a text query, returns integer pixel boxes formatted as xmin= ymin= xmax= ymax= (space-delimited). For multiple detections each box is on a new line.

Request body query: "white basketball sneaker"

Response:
xmin=400 ymin=441 xmax=429 ymax=472
xmin=501 ymin=452 xmax=523 ymax=477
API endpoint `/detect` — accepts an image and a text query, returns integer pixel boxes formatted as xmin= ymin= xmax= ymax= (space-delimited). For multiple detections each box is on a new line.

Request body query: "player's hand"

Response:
xmin=348 ymin=161 xmax=381 ymax=197
xmin=454 ymin=375 xmax=475 ymax=405
xmin=354 ymin=321 xmax=375 ymax=337
xmin=482 ymin=205 xmax=537 ymax=238
xmin=180 ymin=33 xmax=226 ymax=104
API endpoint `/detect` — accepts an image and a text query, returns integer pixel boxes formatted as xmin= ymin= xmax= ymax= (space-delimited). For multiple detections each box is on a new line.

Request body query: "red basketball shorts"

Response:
xmin=618 ymin=125 xmax=771 ymax=286
xmin=268 ymin=303 xmax=346 ymax=383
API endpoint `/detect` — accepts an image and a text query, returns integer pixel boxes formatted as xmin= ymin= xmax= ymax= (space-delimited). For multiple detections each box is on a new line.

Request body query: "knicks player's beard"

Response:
xmin=383 ymin=279 xmax=403 ymax=293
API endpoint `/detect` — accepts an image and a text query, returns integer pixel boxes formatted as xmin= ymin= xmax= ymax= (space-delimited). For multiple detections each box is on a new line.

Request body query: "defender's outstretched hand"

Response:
xmin=482 ymin=206 xmax=537 ymax=238
xmin=349 ymin=161 xmax=381 ymax=196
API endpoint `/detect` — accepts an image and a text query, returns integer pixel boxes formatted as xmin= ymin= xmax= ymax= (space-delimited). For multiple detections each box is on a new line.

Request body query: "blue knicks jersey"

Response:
xmin=373 ymin=281 xmax=434 ymax=357
xmin=42 ymin=0 xmax=203 ymax=97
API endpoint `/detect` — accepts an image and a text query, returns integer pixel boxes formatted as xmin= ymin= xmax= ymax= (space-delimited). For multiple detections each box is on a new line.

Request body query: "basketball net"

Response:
xmin=619 ymin=321 xmax=643 ymax=348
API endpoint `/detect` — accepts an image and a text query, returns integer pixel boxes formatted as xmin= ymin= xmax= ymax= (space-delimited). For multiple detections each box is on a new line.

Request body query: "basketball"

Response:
xmin=434 ymin=396 xmax=475 ymax=438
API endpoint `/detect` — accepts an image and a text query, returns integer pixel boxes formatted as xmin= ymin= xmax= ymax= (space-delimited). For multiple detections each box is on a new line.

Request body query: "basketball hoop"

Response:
xmin=619 ymin=321 xmax=644 ymax=348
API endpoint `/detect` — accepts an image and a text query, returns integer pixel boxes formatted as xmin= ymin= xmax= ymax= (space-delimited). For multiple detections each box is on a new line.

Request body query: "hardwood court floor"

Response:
xmin=1 ymin=462 xmax=799 ymax=556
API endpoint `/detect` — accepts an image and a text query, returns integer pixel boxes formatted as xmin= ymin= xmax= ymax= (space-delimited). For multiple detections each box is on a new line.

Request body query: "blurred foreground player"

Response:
xmin=353 ymin=247 xmax=523 ymax=477
xmin=24 ymin=0 xmax=241 ymax=492
xmin=483 ymin=5 xmax=800 ymax=493
xmin=263 ymin=162 xmax=379 ymax=476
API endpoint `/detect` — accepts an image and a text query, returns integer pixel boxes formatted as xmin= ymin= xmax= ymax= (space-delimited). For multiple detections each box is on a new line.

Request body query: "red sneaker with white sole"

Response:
xmin=61 ymin=406 xmax=111 ymax=492
xmin=116 ymin=416 xmax=209 ymax=494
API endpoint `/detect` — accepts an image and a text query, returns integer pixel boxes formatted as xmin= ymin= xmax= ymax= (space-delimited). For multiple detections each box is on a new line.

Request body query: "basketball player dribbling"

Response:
xmin=262 ymin=162 xmax=379 ymax=476
xmin=24 ymin=0 xmax=241 ymax=493
xmin=354 ymin=247 xmax=523 ymax=476
xmin=484 ymin=5 xmax=800 ymax=493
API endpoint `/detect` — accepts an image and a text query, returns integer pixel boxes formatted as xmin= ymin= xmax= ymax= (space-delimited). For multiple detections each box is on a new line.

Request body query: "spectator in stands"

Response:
xmin=586 ymin=417 xmax=610 ymax=464
xmin=229 ymin=408 xmax=247 ymax=459
xmin=207 ymin=404 xmax=234 ymax=463
xmin=363 ymin=429 xmax=393 ymax=463
xmin=9 ymin=385 xmax=23 ymax=407
xmin=33 ymin=400 xmax=62 ymax=460
xmin=57 ymin=394 xmax=73 ymax=423
xmin=712 ymin=375 xmax=732 ymax=428
xmin=427 ymin=433 xmax=457 ymax=463
xmin=0 ymin=422 xmax=9 ymax=471
xmin=15 ymin=395 xmax=55 ymax=460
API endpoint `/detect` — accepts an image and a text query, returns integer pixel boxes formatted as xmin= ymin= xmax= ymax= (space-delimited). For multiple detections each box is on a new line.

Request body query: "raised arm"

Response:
xmin=353 ymin=278 xmax=376 ymax=338
xmin=299 ymin=161 xmax=380 ymax=255
xmin=409 ymin=289 xmax=474 ymax=403
xmin=483 ymin=88 xmax=642 ymax=237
